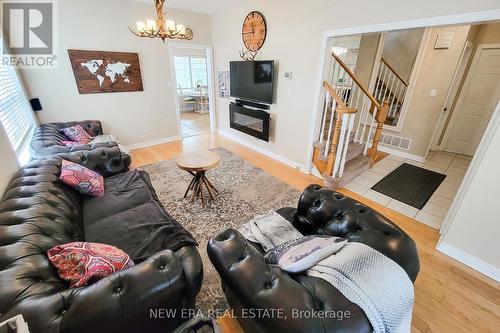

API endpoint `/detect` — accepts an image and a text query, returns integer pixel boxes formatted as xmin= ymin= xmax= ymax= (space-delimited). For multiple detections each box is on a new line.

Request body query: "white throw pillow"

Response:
xmin=264 ymin=235 xmax=347 ymax=273
xmin=89 ymin=134 xmax=129 ymax=154
xmin=89 ymin=134 xmax=118 ymax=145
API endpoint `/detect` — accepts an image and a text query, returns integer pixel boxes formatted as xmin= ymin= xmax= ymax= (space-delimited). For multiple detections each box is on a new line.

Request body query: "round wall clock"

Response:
xmin=242 ymin=11 xmax=267 ymax=52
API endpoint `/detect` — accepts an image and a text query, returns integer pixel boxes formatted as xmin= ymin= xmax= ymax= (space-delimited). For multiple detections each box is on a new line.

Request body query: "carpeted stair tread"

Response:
xmin=345 ymin=142 xmax=364 ymax=162
xmin=323 ymin=155 xmax=371 ymax=190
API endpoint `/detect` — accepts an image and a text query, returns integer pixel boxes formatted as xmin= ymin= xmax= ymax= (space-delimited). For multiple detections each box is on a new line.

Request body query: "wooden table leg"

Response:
xmin=184 ymin=171 xmax=218 ymax=207
xmin=190 ymin=173 xmax=200 ymax=203
xmin=202 ymin=176 xmax=215 ymax=201
xmin=199 ymin=171 xmax=206 ymax=207
xmin=204 ymin=177 xmax=219 ymax=193
xmin=184 ymin=175 xmax=197 ymax=198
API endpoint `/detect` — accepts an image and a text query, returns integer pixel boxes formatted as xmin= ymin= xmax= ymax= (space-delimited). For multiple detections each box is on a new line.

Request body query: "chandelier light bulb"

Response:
xmin=129 ymin=0 xmax=193 ymax=41
xmin=177 ymin=24 xmax=186 ymax=35
xmin=136 ymin=21 xmax=146 ymax=33
xmin=166 ymin=20 xmax=176 ymax=32
xmin=146 ymin=19 xmax=157 ymax=31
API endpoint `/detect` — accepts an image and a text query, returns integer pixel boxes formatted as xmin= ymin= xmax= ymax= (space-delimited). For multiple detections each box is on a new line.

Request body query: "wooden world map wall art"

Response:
xmin=68 ymin=49 xmax=144 ymax=94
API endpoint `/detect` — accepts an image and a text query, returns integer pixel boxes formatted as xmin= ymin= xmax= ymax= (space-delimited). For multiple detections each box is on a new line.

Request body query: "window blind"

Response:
xmin=0 ymin=66 xmax=36 ymax=154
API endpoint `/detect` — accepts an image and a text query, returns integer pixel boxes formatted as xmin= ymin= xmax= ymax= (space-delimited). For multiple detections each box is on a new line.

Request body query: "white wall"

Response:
xmin=20 ymin=0 xmax=211 ymax=146
xmin=439 ymin=102 xmax=500 ymax=281
xmin=396 ymin=25 xmax=471 ymax=157
xmin=0 ymin=126 xmax=19 ymax=194
xmin=382 ymin=29 xmax=425 ymax=83
xmin=211 ymin=0 xmax=500 ymax=168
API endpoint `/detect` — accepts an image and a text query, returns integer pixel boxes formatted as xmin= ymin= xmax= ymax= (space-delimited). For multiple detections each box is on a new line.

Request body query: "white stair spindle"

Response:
xmin=319 ymin=89 xmax=329 ymax=144
xmin=338 ymin=113 xmax=356 ymax=178
xmin=333 ymin=113 xmax=349 ymax=177
xmin=324 ymin=97 xmax=336 ymax=158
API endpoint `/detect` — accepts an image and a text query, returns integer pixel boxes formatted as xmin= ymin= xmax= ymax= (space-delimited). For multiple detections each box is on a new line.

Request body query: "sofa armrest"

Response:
xmin=11 ymin=250 xmax=193 ymax=333
xmin=57 ymin=145 xmax=130 ymax=177
xmin=207 ymin=229 xmax=323 ymax=332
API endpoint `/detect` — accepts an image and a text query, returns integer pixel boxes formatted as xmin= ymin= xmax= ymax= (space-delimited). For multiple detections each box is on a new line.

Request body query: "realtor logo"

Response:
xmin=1 ymin=0 xmax=58 ymax=68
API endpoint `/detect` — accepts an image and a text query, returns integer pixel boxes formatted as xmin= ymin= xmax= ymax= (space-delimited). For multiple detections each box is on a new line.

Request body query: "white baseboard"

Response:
xmin=126 ymin=136 xmax=180 ymax=150
xmin=437 ymin=241 xmax=500 ymax=282
xmin=218 ymin=129 xmax=310 ymax=174
xmin=376 ymin=145 xmax=427 ymax=163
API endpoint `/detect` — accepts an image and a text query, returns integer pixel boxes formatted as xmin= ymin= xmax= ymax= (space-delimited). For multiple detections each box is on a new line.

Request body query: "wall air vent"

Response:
xmin=369 ymin=132 xmax=412 ymax=151
xmin=434 ymin=32 xmax=454 ymax=49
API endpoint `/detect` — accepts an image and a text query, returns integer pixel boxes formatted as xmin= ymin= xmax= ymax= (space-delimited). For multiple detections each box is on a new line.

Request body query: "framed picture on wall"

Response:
xmin=217 ymin=71 xmax=230 ymax=98
xmin=68 ymin=49 xmax=144 ymax=94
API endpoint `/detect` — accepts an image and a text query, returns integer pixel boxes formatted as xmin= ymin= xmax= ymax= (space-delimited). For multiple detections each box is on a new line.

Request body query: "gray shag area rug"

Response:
xmin=141 ymin=148 xmax=301 ymax=313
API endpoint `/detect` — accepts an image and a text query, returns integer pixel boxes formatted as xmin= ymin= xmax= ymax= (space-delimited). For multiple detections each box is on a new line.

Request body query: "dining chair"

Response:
xmin=178 ymin=85 xmax=197 ymax=112
xmin=196 ymin=88 xmax=210 ymax=114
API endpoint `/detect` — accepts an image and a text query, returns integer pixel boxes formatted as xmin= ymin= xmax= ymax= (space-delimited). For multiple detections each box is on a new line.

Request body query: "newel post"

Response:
xmin=368 ymin=100 xmax=390 ymax=164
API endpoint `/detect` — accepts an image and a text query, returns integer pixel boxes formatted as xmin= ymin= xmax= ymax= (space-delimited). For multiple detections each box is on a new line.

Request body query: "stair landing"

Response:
xmin=312 ymin=139 xmax=373 ymax=190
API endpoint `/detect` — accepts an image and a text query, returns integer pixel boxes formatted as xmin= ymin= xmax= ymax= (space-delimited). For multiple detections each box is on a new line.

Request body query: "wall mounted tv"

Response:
xmin=230 ymin=61 xmax=274 ymax=104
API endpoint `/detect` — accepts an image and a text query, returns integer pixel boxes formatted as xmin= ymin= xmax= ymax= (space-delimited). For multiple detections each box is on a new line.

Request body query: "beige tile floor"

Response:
xmin=343 ymin=150 xmax=472 ymax=230
xmin=180 ymin=111 xmax=210 ymax=137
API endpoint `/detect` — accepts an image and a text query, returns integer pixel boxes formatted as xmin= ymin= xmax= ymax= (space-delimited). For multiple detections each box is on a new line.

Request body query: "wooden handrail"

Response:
xmin=323 ymin=81 xmax=347 ymax=109
xmin=331 ymin=52 xmax=382 ymax=110
xmin=381 ymin=58 xmax=409 ymax=86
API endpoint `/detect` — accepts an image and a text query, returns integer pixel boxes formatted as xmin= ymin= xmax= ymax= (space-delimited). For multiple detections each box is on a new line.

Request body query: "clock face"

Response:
xmin=242 ymin=11 xmax=267 ymax=52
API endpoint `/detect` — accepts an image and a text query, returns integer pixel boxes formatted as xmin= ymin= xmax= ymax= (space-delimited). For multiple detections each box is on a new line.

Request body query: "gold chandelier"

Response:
xmin=130 ymin=0 xmax=193 ymax=41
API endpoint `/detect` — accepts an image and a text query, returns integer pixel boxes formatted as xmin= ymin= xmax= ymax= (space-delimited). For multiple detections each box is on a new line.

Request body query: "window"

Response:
xmin=0 ymin=65 xmax=37 ymax=165
xmin=173 ymin=56 xmax=208 ymax=94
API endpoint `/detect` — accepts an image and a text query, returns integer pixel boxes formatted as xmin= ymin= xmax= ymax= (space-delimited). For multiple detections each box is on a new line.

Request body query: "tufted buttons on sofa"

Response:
xmin=0 ymin=159 xmax=203 ymax=333
xmin=30 ymin=120 xmax=131 ymax=173
xmin=207 ymin=185 xmax=420 ymax=333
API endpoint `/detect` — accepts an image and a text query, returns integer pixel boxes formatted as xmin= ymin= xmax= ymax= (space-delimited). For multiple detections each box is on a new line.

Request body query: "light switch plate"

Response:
xmin=430 ymin=89 xmax=437 ymax=97
xmin=284 ymin=72 xmax=293 ymax=80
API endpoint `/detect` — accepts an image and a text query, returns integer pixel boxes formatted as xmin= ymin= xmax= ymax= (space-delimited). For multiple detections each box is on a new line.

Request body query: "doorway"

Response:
xmin=442 ymin=44 xmax=500 ymax=156
xmin=169 ymin=44 xmax=215 ymax=138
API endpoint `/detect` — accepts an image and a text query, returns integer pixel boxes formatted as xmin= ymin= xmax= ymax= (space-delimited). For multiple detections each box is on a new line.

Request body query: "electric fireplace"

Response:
xmin=229 ymin=103 xmax=270 ymax=142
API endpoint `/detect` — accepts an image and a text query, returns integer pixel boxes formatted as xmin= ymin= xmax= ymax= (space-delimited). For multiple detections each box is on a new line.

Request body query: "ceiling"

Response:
xmin=134 ymin=0 xmax=247 ymax=15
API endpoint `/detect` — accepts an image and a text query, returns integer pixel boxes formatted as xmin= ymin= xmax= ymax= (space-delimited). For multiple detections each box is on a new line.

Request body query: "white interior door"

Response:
xmin=445 ymin=45 xmax=500 ymax=156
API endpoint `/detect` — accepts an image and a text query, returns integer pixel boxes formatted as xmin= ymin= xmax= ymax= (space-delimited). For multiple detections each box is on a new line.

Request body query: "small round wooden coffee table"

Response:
xmin=176 ymin=150 xmax=220 ymax=207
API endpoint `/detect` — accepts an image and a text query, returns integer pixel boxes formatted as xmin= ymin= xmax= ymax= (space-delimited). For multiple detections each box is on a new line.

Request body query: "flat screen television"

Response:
xmin=230 ymin=61 xmax=274 ymax=104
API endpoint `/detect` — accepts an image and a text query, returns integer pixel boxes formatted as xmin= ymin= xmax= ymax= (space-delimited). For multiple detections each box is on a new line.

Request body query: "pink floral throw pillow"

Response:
xmin=48 ymin=242 xmax=134 ymax=288
xmin=59 ymin=159 xmax=105 ymax=197
xmin=62 ymin=125 xmax=93 ymax=144
xmin=61 ymin=140 xmax=81 ymax=147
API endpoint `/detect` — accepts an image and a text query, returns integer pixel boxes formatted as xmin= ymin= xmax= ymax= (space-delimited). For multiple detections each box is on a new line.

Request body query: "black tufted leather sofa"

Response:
xmin=0 ymin=158 xmax=203 ymax=333
xmin=207 ymin=184 xmax=420 ymax=333
xmin=30 ymin=120 xmax=131 ymax=170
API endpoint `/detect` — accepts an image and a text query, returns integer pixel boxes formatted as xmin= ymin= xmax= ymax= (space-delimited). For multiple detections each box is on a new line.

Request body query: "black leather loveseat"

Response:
xmin=208 ymin=184 xmax=419 ymax=333
xmin=0 ymin=156 xmax=203 ymax=333
xmin=30 ymin=120 xmax=131 ymax=169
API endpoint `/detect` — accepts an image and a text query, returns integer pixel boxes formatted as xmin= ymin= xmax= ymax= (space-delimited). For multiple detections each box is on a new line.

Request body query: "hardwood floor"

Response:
xmin=130 ymin=133 xmax=500 ymax=333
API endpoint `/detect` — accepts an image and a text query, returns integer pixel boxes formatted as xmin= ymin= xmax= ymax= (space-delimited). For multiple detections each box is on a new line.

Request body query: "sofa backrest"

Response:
xmin=0 ymin=159 xmax=84 ymax=318
xmin=30 ymin=120 xmax=103 ymax=158
xmin=292 ymin=184 xmax=420 ymax=282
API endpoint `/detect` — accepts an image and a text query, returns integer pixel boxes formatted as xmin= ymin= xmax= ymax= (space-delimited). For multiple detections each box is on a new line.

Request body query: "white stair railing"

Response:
xmin=314 ymin=52 xmax=391 ymax=179
xmin=373 ymin=58 xmax=408 ymax=122
xmin=329 ymin=52 xmax=390 ymax=165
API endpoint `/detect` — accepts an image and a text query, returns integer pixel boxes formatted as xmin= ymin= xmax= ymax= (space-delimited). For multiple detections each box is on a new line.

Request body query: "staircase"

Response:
xmin=373 ymin=58 xmax=409 ymax=126
xmin=312 ymin=52 xmax=391 ymax=190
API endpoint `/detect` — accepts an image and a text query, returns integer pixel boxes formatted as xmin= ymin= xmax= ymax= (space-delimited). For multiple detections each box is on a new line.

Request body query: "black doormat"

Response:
xmin=371 ymin=163 xmax=446 ymax=210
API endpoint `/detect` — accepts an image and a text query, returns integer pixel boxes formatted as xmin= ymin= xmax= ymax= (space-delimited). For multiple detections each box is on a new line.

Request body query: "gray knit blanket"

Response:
xmin=239 ymin=211 xmax=414 ymax=333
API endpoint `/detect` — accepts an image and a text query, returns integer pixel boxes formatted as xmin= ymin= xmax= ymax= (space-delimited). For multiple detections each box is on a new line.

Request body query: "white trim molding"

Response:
xmin=126 ymin=136 xmax=180 ymax=150
xmin=305 ymin=9 xmax=500 ymax=174
xmin=376 ymin=145 xmax=427 ymax=163
xmin=218 ymin=129 xmax=311 ymax=174
xmin=437 ymin=241 xmax=500 ymax=282
xmin=167 ymin=43 xmax=217 ymax=137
